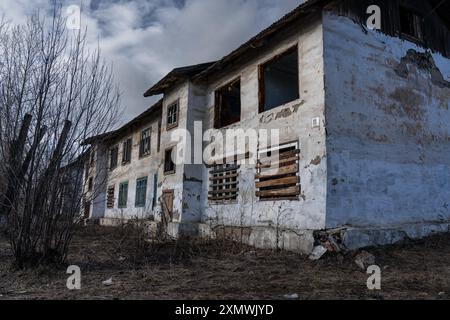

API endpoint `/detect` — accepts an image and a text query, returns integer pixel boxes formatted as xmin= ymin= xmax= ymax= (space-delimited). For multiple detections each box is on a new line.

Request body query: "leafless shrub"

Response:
xmin=0 ymin=7 xmax=120 ymax=268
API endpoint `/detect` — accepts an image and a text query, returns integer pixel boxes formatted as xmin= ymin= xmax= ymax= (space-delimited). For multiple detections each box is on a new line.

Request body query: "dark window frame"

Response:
xmin=107 ymin=186 xmax=115 ymax=209
xmin=164 ymin=147 xmax=176 ymax=175
xmin=166 ymin=101 xmax=179 ymax=131
xmin=258 ymin=45 xmax=300 ymax=113
xmin=122 ymin=138 xmax=132 ymax=165
xmin=139 ymin=127 xmax=152 ymax=158
xmin=88 ymin=177 xmax=93 ymax=192
xmin=109 ymin=145 xmax=119 ymax=170
xmin=214 ymin=78 xmax=241 ymax=129
xmin=118 ymin=181 xmax=129 ymax=208
xmin=135 ymin=177 xmax=148 ymax=208
xmin=399 ymin=6 xmax=424 ymax=43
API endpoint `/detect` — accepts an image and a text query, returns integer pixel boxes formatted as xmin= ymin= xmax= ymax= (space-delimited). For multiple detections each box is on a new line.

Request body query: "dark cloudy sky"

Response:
xmin=0 ymin=0 xmax=304 ymax=123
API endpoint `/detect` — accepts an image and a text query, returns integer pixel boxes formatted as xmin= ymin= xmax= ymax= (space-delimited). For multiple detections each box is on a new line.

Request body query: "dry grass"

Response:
xmin=0 ymin=225 xmax=449 ymax=300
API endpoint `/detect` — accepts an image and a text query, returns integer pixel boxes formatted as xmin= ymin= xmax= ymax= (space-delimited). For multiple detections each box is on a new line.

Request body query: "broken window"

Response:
xmin=399 ymin=7 xmax=423 ymax=41
xmin=109 ymin=146 xmax=119 ymax=170
xmin=139 ymin=128 xmax=151 ymax=157
xmin=259 ymin=46 xmax=299 ymax=112
xmin=118 ymin=182 xmax=129 ymax=208
xmin=135 ymin=177 xmax=148 ymax=208
xmin=107 ymin=186 xmax=115 ymax=209
xmin=167 ymin=101 xmax=179 ymax=130
xmin=164 ymin=147 xmax=176 ymax=175
xmin=214 ymin=79 xmax=241 ymax=128
xmin=122 ymin=138 xmax=132 ymax=165
xmin=256 ymin=142 xmax=300 ymax=201
xmin=88 ymin=177 xmax=93 ymax=192
xmin=208 ymin=162 xmax=239 ymax=203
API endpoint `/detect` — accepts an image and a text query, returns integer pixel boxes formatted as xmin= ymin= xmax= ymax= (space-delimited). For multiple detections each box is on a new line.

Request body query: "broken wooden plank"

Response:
xmin=256 ymin=176 xmax=299 ymax=189
xmin=256 ymin=164 xmax=298 ymax=179
xmin=256 ymin=186 xmax=300 ymax=198
xmin=257 ymin=155 xmax=299 ymax=169
xmin=258 ymin=149 xmax=300 ymax=163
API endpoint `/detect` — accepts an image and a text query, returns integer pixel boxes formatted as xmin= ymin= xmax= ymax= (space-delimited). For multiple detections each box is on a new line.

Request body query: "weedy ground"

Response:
xmin=0 ymin=225 xmax=449 ymax=300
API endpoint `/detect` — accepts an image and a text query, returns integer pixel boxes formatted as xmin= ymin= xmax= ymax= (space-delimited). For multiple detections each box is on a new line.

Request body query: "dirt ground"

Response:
xmin=0 ymin=225 xmax=449 ymax=300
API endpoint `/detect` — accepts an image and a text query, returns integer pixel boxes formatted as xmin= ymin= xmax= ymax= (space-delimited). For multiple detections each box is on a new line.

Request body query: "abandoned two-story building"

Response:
xmin=82 ymin=0 xmax=450 ymax=253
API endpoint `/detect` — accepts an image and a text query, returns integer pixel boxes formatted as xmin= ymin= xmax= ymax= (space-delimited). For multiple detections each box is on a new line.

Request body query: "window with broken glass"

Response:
xmin=399 ymin=7 xmax=424 ymax=42
xmin=139 ymin=128 xmax=151 ymax=157
xmin=208 ymin=162 xmax=239 ymax=203
xmin=107 ymin=186 xmax=115 ymax=209
xmin=122 ymin=138 xmax=132 ymax=165
xmin=256 ymin=143 xmax=300 ymax=201
xmin=109 ymin=145 xmax=119 ymax=170
xmin=167 ymin=102 xmax=179 ymax=130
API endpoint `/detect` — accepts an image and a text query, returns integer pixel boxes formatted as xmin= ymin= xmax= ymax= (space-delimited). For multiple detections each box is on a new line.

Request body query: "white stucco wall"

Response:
xmin=200 ymin=16 xmax=327 ymax=231
xmin=323 ymin=12 xmax=450 ymax=228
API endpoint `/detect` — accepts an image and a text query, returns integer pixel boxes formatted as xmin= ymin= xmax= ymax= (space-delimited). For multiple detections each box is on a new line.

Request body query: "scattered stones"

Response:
xmin=309 ymin=245 xmax=327 ymax=260
xmin=354 ymin=251 xmax=376 ymax=270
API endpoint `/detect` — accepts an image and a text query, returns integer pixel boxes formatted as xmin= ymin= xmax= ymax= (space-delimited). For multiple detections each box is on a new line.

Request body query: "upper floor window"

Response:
xmin=109 ymin=145 xmax=119 ymax=170
xmin=89 ymin=150 xmax=95 ymax=167
xmin=139 ymin=128 xmax=151 ymax=157
xmin=259 ymin=45 xmax=299 ymax=113
xmin=164 ymin=147 xmax=176 ymax=175
xmin=214 ymin=79 xmax=241 ymax=129
xmin=122 ymin=138 xmax=132 ymax=165
xmin=88 ymin=177 xmax=93 ymax=192
xmin=399 ymin=7 xmax=423 ymax=42
xmin=167 ymin=101 xmax=179 ymax=130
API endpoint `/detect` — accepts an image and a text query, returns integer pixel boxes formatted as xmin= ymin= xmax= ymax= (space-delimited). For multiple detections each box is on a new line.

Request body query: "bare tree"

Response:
xmin=0 ymin=7 xmax=120 ymax=268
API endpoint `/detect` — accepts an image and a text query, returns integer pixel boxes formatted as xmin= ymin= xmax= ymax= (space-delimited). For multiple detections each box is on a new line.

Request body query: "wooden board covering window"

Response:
xmin=256 ymin=145 xmax=300 ymax=201
xmin=107 ymin=186 xmax=115 ymax=209
xmin=208 ymin=163 xmax=239 ymax=202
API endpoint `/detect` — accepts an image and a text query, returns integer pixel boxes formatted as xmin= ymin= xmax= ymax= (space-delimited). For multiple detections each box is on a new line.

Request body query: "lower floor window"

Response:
xmin=208 ymin=162 xmax=239 ymax=203
xmin=118 ymin=182 xmax=129 ymax=208
xmin=256 ymin=142 xmax=300 ymax=201
xmin=107 ymin=186 xmax=115 ymax=209
xmin=135 ymin=177 xmax=148 ymax=208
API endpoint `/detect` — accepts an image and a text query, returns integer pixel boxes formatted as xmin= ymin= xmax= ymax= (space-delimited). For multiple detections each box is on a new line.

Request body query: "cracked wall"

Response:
xmin=323 ymin=12 xmax=450 ymax=228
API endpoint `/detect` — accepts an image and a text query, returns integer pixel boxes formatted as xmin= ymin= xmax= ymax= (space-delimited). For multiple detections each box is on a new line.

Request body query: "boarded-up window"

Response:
xmin=139 ymin=128 xmax=151 ymax=157
xmin=118 ymin=182 xmax=128 ymax=208
xmin=399 ymin=7 xmax=423 ymax=41
xmin=214 ymin=79 xmax=241 ymax=128
xmin=122 ymin=138 xmax=132 ymax=165
xmin=259 ymin=46 xmax=299 ymax=112
xmin=107 ymin=186 xmax=115 ymax=209
xmin=208 ymin=163 xmax=239 ymax=203
xmin=256 ymin=143 xmax=300 ymax=201
xmin=167 ymin=101 xmax=179 ymax=130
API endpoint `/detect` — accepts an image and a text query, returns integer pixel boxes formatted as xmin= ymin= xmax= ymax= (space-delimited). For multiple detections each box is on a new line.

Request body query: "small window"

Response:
xmin=90 ymin=150 xmax=95 ymax=167
xmin=399 ymin=7 xmax=423 ymax=41
xmin=107 ymin=186 xmax=115 ymax=209
xmin=208 ymin=162 xmax=239 ymax=203
xmin=135 ymin=177 xmax=148 ymax=208
xmin=109 ymin=146 xmax=119 ymax=170
xmin=122 ymin=138 xmax=132 ymax=165
xmin=259 ymin=46 xmax=299 ymax=113
xmin=88 ymin=177 xmax=93 ymax=192
xmin=118 ymin=182 xmax=129 ymax=208
xmin=214 ymin=79 xmax=241 ymax=128
xmin=164 ymin=147 xmax=176 ymax=175
xmin=139 ymin=128 xmax=151 ymax=157
xmin=167 ymin=102 xmax=179 ymax=130
xmin=256 ymin=143 xmax=300 ymax=201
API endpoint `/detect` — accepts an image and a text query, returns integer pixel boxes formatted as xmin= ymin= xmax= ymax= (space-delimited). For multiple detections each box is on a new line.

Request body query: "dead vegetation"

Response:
xmin=0 ymin=225 xmax=449 ymax=300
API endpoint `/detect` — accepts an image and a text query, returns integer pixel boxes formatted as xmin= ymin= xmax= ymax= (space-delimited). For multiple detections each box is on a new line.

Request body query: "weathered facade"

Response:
xmin=82 ymin=0 xmax=450 ymax=253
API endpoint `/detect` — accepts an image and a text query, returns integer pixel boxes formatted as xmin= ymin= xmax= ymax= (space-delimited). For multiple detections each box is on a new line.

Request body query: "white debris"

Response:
xmin=284 ymin=293 xmax=299 ymax=300
xmin=309 ymin=245 xmax=327 ymax=260
xmin=102 ymin=278 xmax=113 ymax=286
xmin=118 ymin=256 xmax=126 ymax=262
